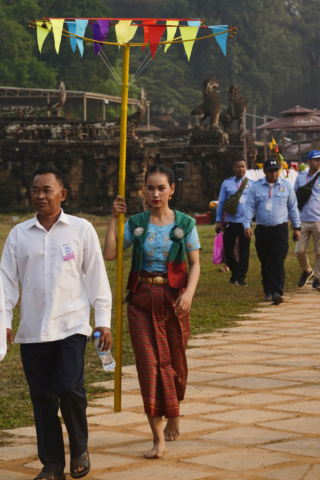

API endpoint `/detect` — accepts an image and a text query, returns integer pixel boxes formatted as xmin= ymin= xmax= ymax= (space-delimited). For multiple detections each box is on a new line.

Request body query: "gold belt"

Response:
xmin=139 ymin=276 xmax=168 ymax=285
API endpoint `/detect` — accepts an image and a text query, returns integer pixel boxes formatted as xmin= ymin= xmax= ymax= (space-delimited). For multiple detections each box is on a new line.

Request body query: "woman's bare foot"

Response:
xmin=164 ymin=417 xmax=180 ymax=441
xmin=144 ymin=441 xmax=166 ymax=459
xmin=145 ymin=414 xmax=166 ymax=459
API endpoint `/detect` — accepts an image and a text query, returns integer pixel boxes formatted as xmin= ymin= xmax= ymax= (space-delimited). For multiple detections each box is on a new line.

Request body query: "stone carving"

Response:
xmin=126 ymin=87 xmax=147 ymax=137
xmin=191 ymin=78 xmax=222 ymax=129
xmin=50 ymin=81 xmax=67 ymax=115
xmin=220 ymin=85 xmax=247 ymax=133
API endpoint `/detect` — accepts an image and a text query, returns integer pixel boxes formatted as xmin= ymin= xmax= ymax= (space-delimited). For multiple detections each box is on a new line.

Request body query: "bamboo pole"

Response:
xmin=114 ymin=44 xmax=130 ymax=412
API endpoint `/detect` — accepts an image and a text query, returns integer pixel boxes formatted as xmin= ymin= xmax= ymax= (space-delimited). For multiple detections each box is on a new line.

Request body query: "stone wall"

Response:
xmin=0 ymin=125 xmax=250 ymax=214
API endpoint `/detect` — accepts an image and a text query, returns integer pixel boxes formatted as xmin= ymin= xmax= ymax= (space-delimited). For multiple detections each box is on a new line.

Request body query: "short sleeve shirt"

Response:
xmin=124 ymin=221 xmax=200 ymax=273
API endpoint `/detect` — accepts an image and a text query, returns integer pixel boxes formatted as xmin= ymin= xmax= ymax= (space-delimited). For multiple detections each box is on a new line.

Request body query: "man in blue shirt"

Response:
xmin=295 ymin=150 xmax=320 ymax=289
xmin=216 ymin=157 xmax=253 ymax=286
xmin=244 ymin=159 xmax=301 ymax=304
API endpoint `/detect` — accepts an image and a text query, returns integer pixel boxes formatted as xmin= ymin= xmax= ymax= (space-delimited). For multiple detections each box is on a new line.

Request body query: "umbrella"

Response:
xmin=256 ymin=106 xmax=320 ymax=132
xmin=280 ymin=106 xmax=315 ymax=115
xmin=254 ymin=105 xmax=320 ymax=162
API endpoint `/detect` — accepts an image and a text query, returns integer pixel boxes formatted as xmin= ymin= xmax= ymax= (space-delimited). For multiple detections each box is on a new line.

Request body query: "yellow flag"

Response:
xmin=36 ymin=21 xmax=51 ymax=53
xmin=164 ymin=20 xmax=179 ymax=53
xmin=50 ymin=18 xmax=65 ymax=53
xmin=179 ymin=26 xmax=198 ymax=61
xmin=115 ymin=20 xmax=138 ymax=44
xmin=269 ymin=138 xmax=276 ymax=150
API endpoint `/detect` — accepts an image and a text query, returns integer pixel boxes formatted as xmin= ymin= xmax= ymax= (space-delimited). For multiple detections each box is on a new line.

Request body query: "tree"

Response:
xmin=286 ymin=0 xmax=320 ymax=106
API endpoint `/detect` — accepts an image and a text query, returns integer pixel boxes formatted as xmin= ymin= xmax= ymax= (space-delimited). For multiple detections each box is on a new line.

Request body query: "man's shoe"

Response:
xmin=263 ymin=292 xmax=272 ymax=302
xmin=312 ymin=277 xmax=320 ymax=290
xmin=230 ymin=274 xmax=237 ymax=284
xmin=236 ymin=280 xmax=248 ymax=286
xmin=297 ymin=270 xmax=313 ymax=287
xmin=272 ymin=293 xmax=283 ymax=305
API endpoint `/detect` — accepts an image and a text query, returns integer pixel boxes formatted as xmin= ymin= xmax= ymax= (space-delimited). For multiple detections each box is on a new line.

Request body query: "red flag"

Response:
xmin=149 ymin=24 xmax=166 ymax=57
xmin=142 ymin=19 xmax=156 ymax=51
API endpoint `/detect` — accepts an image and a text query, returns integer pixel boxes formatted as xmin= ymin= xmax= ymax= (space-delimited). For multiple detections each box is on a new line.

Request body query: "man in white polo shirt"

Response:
xmin=0 ymin=276 xmax=5 ymax=361
xmin=0 ymin=166 xmax=112 ymax=480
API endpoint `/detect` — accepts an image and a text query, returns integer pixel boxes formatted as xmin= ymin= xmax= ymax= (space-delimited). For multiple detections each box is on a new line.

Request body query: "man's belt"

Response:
xmin=256 ymin=222 xmax=288 ymax=230
xmin=139 ymin=276 xmax=168 ymax=285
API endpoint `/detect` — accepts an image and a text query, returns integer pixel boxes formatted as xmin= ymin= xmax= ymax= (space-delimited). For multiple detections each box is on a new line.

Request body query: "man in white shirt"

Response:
xmin=0 ymin=167 xmax=112 ymax=480
xmin=0 ymin=276 xmax=6 ymax=361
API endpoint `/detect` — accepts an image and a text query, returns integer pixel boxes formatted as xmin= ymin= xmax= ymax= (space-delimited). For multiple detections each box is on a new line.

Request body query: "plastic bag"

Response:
xmin=212 ymin=232 xmax=224 ymax=264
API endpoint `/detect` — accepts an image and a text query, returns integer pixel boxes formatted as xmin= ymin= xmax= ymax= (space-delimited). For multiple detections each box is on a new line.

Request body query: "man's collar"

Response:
xmin=27 ymin=209 xmax=70 ymax=229
xmin=262 ymin=176 xmax=281 ymax=185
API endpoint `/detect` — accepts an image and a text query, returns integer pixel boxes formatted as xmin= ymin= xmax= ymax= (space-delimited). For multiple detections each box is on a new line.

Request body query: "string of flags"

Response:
xmin=29 ymin=18 xmax=237 ymax=60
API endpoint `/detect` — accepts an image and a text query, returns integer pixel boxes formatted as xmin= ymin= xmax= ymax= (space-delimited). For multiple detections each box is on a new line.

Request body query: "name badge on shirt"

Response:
xmin=61 ymin=243 xmax=75 ymax=261
xmin=266 ymin=201 xmax=272 ymax=211
xmin=239 ymin=196 xmax=245 ymax=203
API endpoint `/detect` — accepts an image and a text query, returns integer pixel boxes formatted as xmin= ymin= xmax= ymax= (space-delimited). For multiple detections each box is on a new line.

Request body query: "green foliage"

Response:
xmin=0 ymin=0 xmax=319 ymax=121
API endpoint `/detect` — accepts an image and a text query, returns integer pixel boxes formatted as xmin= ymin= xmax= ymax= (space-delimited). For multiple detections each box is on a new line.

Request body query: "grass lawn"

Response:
xmin=0 ymin=213 xmax=311 ymax=443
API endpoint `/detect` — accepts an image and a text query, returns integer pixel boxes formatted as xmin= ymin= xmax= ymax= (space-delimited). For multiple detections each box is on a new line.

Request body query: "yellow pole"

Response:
xmin=114 ymin=44 xmax=130 ymax=412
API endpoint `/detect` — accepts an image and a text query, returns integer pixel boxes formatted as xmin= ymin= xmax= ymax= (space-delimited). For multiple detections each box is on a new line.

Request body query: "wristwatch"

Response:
xmin=294 ymin=227 xmax=301 ymax=231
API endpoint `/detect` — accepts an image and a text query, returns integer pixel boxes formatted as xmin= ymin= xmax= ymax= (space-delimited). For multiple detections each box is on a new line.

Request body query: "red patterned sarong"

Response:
xmin=127 ymin=272 xmax=190 ymax=418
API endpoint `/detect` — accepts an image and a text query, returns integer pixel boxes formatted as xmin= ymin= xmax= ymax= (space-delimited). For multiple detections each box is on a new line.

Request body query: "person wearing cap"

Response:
xmin=294 ymin=150 xmax=320 ymax=289
xmin=244 ymin=158 xmax=301 ymax=304
xmin=215 ymin=157 xmax=253 ymax=286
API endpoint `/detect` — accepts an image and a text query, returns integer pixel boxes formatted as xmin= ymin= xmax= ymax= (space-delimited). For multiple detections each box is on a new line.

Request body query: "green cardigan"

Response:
xmin=126 ymin=210 xmax=196 ymax=293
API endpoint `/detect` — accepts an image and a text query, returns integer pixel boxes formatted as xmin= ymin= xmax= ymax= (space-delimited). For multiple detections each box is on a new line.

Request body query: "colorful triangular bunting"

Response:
xmin=66 ymin=21 xmax=77 ymax=52
xmin=92 ymin=20 xmax=110 ymax=55
xmin=75 ymin=19 xmax=88 ymax=57
xmin=115 ymin=20 xmax=138 ymax=44
xmin=36 ymin=21 xmax=52 ymax=53
xmin=164 ymin=20 xmax=179 ymax=53
xmin=210 ymin=25 xmax=228 ymax=56
xmin=149 ymin=25 xmax=166 ymax=57
xmin=49 ymin=18 xmax=64 ymax=54
xmin=179 ymin=20 xmax=201 ymax=61
xmin=142 ymin=19 xmax=157 ymax=51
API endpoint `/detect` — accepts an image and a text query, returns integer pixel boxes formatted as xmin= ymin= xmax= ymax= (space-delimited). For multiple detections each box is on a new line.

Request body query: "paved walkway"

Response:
xmin=1 ymin=290 xmax=320 ymax=480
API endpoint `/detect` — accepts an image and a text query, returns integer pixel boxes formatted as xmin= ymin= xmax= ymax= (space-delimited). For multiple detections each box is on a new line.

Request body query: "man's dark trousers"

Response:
xmin=255 ymin=223 xmax=289 ymax=295
xmin=21 ymin=334 xmax=88 ymax=474
xmin=223 ymin=222 xmax=250 ymax=282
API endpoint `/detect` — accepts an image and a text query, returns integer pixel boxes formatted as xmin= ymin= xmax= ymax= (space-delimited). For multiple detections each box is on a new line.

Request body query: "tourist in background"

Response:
xmin=294 ymin=150 xmax=320 ymax=290
xmin=216 ymin=156 xmax=253 ymax=286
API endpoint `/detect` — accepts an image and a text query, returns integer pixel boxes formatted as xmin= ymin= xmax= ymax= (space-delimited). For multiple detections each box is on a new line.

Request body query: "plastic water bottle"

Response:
xmin=94 ymin=331 xmax=116 ymax=372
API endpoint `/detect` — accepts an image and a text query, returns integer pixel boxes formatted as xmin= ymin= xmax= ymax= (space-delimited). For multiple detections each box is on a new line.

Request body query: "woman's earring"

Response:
xmin=169 ymin=194 xmax=173 ymax=200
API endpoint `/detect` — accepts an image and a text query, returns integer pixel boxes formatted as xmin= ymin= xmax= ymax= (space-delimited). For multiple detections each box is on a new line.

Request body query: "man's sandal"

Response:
xmin=70 ymin=449 xmax=90 ymax=479
xmin=33 ymin=471 xmax=66 ymax=480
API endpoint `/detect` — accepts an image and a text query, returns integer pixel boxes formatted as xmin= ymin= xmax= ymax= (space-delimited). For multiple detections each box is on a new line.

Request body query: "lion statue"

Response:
xmin=219 ymin=85 xmax=247 ymax=133
xmin=191 ymin=77 xmax=222 ymax=129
